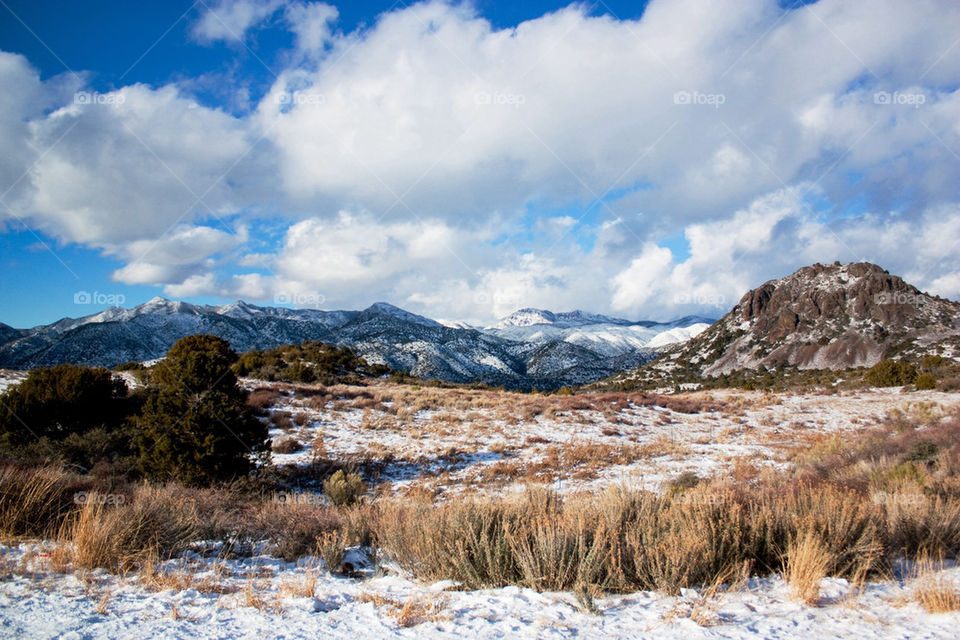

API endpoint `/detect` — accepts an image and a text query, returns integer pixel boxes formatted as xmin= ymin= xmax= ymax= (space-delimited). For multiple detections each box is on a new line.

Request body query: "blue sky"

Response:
xmin=0 ymin=0 xmax=958 ymax=327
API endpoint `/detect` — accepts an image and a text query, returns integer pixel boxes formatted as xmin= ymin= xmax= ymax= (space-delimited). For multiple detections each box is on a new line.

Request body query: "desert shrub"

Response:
xmin=865 ymin=359 xmax=917 ymax=387
xmin=272 ymin=437 xmax=302 ymax=454
xmin=0 ymin=364 xmax=133 ymax=461
xmin=939 ymin=377 xmax=960 ymax=392
xmin=324 ymin=470 xmax=366 ymax=506
xmin=135 ymin=335 xmax=270 ymax=486
xmin=374 ymin=499 xmax=519 ymax=589
xmin=666 ymin=471 xmax=701 ymax=494
xmin=234 ymin=341 xmax=389 ymax=384
xmin=246 ymin=388 xmax=280 ymax=414
xmin=238 ymin=499 xmax=342 ymax=561
xmin=915 ymin=373 xmax=937 ymax=390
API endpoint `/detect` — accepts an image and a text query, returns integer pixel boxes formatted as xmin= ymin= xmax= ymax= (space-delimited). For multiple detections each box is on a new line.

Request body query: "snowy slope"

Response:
xmin=487 ymin=308 xmax=712 ymax=357
xmin=0 ymin=301 xmax=713 ymax=389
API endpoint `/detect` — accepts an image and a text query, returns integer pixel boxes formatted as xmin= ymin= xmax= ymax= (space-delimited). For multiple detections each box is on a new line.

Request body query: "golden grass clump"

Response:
xmin=914 ymin=557 xmax=960 ymax=613
xmin=64 ymin=485 xmax=199 ymax=571
xmin=783 ymin=532 xmax=831 ymax=605
xmin=0 ymin=465 xmax=85 ymax=539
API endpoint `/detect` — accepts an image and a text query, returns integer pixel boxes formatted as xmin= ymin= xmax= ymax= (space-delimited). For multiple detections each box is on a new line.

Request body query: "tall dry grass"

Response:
xmin=0 ymin=465 xmax=88 ymax=539
xmin=63 ymin=485 xmax=199 ymax=571
xmin=374 ymin=481 xmax=898 ymax=595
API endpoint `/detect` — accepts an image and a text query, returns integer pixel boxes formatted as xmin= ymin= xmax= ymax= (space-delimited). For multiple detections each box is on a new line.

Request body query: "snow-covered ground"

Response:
xmin=3 ymin=380 xmax=960 ymax=638
xmin=0 ymin=370 xmax=26 ymax=394
xmin=258 ymin=381 xmax=958 ymax=497
xmin=1 ymin=542 xmax=958 ymax=639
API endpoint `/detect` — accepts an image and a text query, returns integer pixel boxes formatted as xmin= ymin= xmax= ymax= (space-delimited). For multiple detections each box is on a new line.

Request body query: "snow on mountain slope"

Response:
xmin=487 ymin=308 xmax=713 ymax=357
xmin=0 ymin=300 xmax=713 ymax=389
xmin=645 ymin=323 xmax=712 ymax=348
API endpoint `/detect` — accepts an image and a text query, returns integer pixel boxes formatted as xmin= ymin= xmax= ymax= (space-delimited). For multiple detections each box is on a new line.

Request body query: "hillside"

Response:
xmin=627 ymin=262 xmax=960 ymax=382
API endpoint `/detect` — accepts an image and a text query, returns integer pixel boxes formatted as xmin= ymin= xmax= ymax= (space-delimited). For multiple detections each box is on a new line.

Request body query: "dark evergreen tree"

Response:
xmin=0 ymin=364 xmax=128 ymax=454
xmin=136 ymin=335 xmax=269 ymax=485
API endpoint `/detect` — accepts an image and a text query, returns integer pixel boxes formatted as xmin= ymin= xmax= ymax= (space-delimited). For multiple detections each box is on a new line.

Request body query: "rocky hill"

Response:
xmin=647 ymin=262 xmax=960 ymax=379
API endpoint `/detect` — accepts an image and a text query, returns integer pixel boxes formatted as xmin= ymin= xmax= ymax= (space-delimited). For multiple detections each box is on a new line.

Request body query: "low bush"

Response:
xmin=324 ymin=470 xmax=366 ymax=506
xmin=865 ymin=359 xmax=917 ymax=387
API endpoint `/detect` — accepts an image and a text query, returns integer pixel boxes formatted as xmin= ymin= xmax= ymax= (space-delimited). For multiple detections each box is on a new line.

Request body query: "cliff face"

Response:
xmin=663 ymin=262 xmax=960 ymax=376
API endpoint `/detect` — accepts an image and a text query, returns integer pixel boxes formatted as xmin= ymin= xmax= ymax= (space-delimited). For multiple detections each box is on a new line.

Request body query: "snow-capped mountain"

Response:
xmin=0 ymin=298 xmax=713 ymax=389
xmin=487 ymin=308 xmax=712 ymax=358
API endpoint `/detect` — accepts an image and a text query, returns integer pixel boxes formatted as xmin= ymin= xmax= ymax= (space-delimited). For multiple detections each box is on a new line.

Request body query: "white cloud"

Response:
xmin=192 ymin=0 xmax=288 ymax=43
xmin=284 ymin=2 xmax=338 ymax=53
xmin=609 ymin=190 xmax=960 ymax=319
xmin=110 ymin=224 xmax=247 ymax=286
xmin=254 ymin=0 xmax=960 ymax=229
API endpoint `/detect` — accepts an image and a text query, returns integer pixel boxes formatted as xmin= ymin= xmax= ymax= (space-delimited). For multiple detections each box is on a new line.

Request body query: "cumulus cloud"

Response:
xmin=609 ymin=190 xmax=960 ymax=318
xmin=255 ymin=0 xmax=960 ymax=227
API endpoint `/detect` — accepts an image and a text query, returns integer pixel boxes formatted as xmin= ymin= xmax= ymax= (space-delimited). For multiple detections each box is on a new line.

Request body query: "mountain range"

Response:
xmin=0 ymin=299 xmax=711 ymax=389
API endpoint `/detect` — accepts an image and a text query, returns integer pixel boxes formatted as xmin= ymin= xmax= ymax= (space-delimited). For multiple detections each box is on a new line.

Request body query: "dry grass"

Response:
xmin=94 ymin=589 xmax=112 ymax=615
xmin=272 ymin=436 xmax=302 ymax=454
xmin=138 ymin=555 xmax=237 ymax=595
xmin=278 ymin=567 xmax=319 ymax=599
xmin=62 ymin=486 xmax=199 ymax=571
xmin=356 ymin=592 xmax=447 ymax=627
xmin=0 ymin=465 xmax=87 ymax=539
xmin=374 ymin=480 xmax=895 ymax=596
xmin=316 ymin=529 xmax=347 ymax=573
xmin=784 ymin=532 xmax=831 ymax=605
xmin=914 ymin=557 xmax=960 ymax=613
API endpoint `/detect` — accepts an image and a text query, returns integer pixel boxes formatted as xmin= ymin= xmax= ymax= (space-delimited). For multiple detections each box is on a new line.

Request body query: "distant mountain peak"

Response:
xmin=361 ymin=302 xmax=442 ymax=327
xmin=494 ymin=308 xmax=630 ymax=329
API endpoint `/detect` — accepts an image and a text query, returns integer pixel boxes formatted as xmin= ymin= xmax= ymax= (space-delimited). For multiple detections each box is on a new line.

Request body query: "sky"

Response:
xmin=0 ymin=0 xmax=958 ymax=328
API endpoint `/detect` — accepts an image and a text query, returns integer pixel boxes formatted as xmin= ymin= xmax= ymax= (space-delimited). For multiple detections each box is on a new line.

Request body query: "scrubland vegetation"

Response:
xmin=4 ymin=336 xmax=960 ymax=628
xmin=2 ymin=390 xmax=960 ymax=613
xmin=604 ymin=353 xmax=960 ymax=394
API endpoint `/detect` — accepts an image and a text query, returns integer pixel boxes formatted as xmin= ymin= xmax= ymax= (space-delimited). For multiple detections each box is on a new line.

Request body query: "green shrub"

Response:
xmin=915 ymin=373 xmax=937 ymax=390
xmin=323 ymin=470 xmax=365 ymax=506
xmin=234 ymin=340 xmax=390 ymax=384
xmin=864 ymin=359 xmax=917 ymax=387
xmin=0 ymin=364 xmax=133 ymax=464
xmin=136 ymin=335 xmax=270 ymax=486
